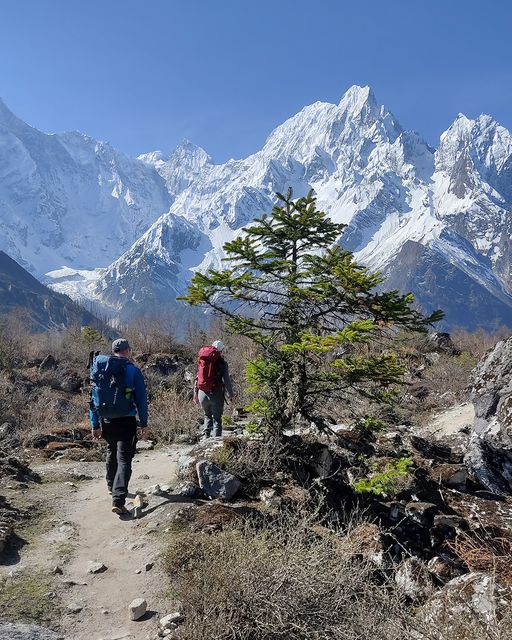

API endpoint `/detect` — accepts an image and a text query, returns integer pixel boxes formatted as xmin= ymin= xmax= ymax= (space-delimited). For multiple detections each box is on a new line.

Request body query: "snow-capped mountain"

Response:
xmin=0 ymin=97 xmax=171 ymax=276
xmin=1 ymin=87 xmax=511 ymax=330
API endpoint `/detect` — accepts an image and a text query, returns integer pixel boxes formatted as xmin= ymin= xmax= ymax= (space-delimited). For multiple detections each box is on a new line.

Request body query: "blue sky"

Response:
xmin=1 ymin=0 xmax=511 ymax=162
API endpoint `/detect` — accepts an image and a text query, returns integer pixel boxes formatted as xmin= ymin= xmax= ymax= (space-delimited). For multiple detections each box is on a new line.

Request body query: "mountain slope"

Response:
xmin=0 ymin=98 xmax=171 ymax=276
xmin=1 ymin=87 xmax=511 ymax=330
xmin=0 ymin=251 xmax=106 ymax=331
xmin=93 ymin=86 xmax=512 ymax=329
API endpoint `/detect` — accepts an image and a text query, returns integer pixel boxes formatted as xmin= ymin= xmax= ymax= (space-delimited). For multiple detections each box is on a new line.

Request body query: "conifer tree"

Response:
xmin=181 ymin=190 xmax=442 ymax=437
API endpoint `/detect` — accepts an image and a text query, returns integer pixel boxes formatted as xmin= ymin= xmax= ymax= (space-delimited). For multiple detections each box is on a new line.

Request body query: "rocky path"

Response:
xmin=1 ymin=445 xmax=191 ymax=640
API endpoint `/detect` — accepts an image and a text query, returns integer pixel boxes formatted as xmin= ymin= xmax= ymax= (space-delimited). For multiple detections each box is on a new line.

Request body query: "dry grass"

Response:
xmin=210 ymin=437 xmax=285 ymax=495
xmin=449 ymin=531 xmax=512 ymax=587
xmin=163 ymin=513 xmax=418 ymax=640
xmin=150 ymin=384 xmax=201 ymax=443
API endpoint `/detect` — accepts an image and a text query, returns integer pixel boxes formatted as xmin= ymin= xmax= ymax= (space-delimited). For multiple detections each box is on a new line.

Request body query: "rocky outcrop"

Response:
xmin=0 ymin=622 xmax=64 ymax=640
xmin=467 ymin=335 xmax=512 ymax=494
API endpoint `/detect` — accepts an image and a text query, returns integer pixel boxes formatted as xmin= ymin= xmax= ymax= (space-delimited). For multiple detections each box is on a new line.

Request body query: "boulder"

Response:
xmin=39 ymin=355 xmax=58 ymax=371
xmin=467 ymin=336 xmax=512 ymax=494
xmin=136 ymin=439 xmax=155 ymax=451
xmin=427 ymin=332 xmax=459 ymax=354
xmin=196 ymin=460 xmax=241 ymax=500
xmin=0 ymin=622 xmax=65 ymax=639
xmin=405 ymin=502 xmax=438 ymax=527
xmin=395 ymin=557 xmax=435 ymax=601
xmin=431 ymin=463 xmax=468 ymax=490
xmin=420 ymin=572 xmax=512 ymax=631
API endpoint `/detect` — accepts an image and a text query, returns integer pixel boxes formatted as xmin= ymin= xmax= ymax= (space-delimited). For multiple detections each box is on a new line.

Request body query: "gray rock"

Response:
xmin=160 ymin=612 xmax=184 ymax=629
xmin=174 ymin=481 xmax=202 ymax=498
xmin=66 ymin=603 xmax=83 ymax=613
xmin=431 ymin=463 xmax=468 ymax=490
xmin=196 ymin=460 xmax=241 ymax=500
xmin=405 ymin=502 xmax=438 ymax=526
xmin=177 ymin=454 xmax=197 ymax=478
xmin=0 ymin=622 xmax=64 ymax=639
xmin=145 ymin=562 xmax=154 ymax=572
xmin=147 ymin=484 xmax=161 ymax=495
xmin=39 ymin=355 xmax=57 ymax=371
xmin=467 ymin=336 xmax=512 ymax=493
xmin=420 ymin=572 xmax=512 ymax=631
xmin=51 ymin=566 xmax=63 ymax=575
xmin=395 ymin=557 xmax=435 ymax=601
xmin=129 ymin=597 xmax=147 ymax=620
xmin=136 ymin=440 xmax=155 ymax=451
xmin=88 ymin=561 xmax=107 ymax=574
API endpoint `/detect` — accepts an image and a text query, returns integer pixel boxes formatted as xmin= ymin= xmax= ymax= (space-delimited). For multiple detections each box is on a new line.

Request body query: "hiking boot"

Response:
xmin=111 ymin=504 xmax=130 ymax=516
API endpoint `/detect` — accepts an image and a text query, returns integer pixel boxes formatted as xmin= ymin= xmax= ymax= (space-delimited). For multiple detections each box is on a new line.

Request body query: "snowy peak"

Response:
xmin=436 ymin=113 xmax=512 ymax=200
xmin=139 ymin=139 xmax=212 ymax=197
xmin=261 ymin=85 xmax=402 ymax=166
xmin=2 ymin=87 xmax=512 ymax=331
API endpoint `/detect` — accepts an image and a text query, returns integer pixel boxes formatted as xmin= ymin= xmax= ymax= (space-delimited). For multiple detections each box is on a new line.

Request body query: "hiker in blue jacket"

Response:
xmin=90 ymin=338 xmax=148 ymax=516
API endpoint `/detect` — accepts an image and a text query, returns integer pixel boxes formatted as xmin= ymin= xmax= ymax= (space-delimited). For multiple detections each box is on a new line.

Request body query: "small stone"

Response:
xmin=174 ymin=481 xmax=202 ymax=498
xmin=52 ymin=566 xmax=63 ymax=575
xmin=64 ymin=482 xmax=77 ymax=488
xmin=88 ymin=561 xmax=108 ymax=574
xmin=67 ymin=603 xmax=83 ymax=613
xmin=137 ymin=474 xmax=150 ymax=479
xmin=129 ymin=597 xmax=147 ymax=620
xmin=145 ymin=562 xmax=154 ymax=572
xmin=148 ymin=484 xmax=161 ymax=495
xmin=136 ymin=440 xmax=155 ymax=451
xmin=159 ymin=484 xmax=171 ymax=493
xmin=135 ymin=569 xmax=142 ymax=574
xmin=160 ymin=612 xmax=184 ymax=629
xmin=102 ymin=609 xmax=110 ymax=615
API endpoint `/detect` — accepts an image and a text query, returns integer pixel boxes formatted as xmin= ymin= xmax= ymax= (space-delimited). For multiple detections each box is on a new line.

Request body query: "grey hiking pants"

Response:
xmin=198 ymin=388 xmax=225 ymax=437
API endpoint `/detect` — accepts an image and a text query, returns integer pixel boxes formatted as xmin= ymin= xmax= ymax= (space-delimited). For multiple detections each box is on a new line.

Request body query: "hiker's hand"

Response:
xmin=92 ymin=428 xmax=102 ymax=440
xmin=138 ymin=427 xmax=149 ymax=440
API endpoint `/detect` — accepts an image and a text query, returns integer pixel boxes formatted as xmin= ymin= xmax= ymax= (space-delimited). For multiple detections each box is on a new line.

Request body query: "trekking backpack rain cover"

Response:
xmin=197 ymin=346 xmax=221 ymax=393
xmin=90 ymin=355 xmax=135 ymax=419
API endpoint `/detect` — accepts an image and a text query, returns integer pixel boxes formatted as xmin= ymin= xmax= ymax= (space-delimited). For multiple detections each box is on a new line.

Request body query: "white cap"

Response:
xmin=212 ymin=340 xmax=225 ymax=351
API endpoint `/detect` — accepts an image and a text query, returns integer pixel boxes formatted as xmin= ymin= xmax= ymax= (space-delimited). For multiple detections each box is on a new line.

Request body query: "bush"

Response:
xmin=150 ymin=383 xmax=200 ymax=443
xmin=163 ymin=514 xmax=417 ymax=640
xmin=210 ymin=438 xmax=284 ymax=495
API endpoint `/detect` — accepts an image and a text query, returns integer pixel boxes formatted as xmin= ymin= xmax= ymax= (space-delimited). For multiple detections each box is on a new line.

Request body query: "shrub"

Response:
xmin=163 ymin=514 xmax=418 ymax=640
xmin=353 ymin=457 xmax=414 ymax=497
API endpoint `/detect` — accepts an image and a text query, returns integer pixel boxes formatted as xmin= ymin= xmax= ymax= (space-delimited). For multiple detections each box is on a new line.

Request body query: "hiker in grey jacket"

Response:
xmin=194 ymin=340 xmax=233 ymax=439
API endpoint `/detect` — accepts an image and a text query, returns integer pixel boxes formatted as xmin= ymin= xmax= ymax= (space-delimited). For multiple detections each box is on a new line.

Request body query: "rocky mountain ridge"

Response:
xmin=1 ymin=87 xmax=511 ymax=328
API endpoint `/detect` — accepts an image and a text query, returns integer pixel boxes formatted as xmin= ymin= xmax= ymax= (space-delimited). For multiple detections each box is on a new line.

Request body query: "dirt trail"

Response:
xmin=1 ymin=445 xmax=191 ymax=640
xmin=422 ymin=402 xmax=475 ymax=437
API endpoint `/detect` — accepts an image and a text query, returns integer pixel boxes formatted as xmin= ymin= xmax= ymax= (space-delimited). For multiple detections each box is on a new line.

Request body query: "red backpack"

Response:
xmin=197 ymin=346 xmax=222 ymax=393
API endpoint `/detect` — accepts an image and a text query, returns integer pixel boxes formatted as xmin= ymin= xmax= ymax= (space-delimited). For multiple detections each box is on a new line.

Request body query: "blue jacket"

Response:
xmin=89 ymin=360 xmax=148 ymax=429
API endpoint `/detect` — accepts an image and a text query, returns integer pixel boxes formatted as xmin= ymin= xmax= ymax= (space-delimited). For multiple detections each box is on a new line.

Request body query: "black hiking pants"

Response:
xmin=102 ymin=416 xmax=137 ymax=507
